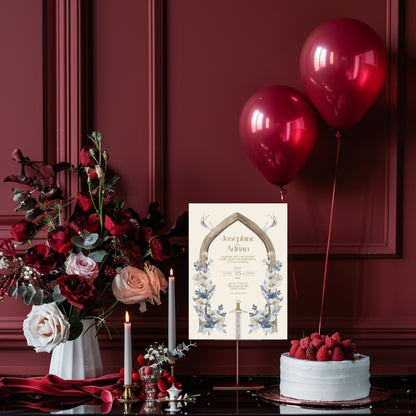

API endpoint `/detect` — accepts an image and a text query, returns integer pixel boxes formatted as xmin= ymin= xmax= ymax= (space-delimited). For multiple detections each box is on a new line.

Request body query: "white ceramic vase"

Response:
xmin=49 ymin=318 xmax=103 ymax=380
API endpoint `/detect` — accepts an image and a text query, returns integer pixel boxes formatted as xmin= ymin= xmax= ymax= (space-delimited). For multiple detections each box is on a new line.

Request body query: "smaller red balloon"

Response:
xmin=239 ymin=85 xmax=318 ymax=187
xmin=300 ymin=18 xmax=388 ymax=129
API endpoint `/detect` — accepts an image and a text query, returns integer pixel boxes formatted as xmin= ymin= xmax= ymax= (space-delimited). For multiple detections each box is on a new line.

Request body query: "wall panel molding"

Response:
xmin=55 ymin=0 xmax=87 ymax=199
xmin=148 ymin=0 xmax=167 ymax=212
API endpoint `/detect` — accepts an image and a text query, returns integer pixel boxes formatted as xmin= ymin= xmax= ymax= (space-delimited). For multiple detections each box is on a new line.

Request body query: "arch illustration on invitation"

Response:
xmin=189 ymin=203 xmax=287 ymax=340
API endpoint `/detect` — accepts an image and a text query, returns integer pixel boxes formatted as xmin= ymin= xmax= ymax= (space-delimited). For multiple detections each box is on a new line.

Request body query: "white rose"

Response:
xmin=65 ymin=252 xmax=99 ymax=281
xmin=23 ymin=303 xmax=70 ymax=353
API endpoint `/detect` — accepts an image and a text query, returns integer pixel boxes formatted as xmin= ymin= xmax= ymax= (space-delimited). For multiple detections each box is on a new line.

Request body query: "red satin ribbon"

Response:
xmin=0 ymin=373 xmax=122 ymax=398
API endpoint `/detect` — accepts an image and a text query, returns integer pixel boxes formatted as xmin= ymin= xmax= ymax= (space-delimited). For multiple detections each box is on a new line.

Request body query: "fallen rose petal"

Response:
xmin=101 ymin=390 xmax=114 ymax=403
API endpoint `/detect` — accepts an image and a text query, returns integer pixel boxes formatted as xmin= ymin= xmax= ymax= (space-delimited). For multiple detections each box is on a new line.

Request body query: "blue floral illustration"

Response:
xmin=192 ymin=254 xmax=227 ymax=334
xmin=248 ymin=253 xmax=284 ymax=335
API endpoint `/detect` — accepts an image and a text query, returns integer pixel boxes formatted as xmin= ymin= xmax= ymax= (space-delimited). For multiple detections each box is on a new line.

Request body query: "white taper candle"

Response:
xmin=124 ymin=311 xmax=132 ymax=385
xmin=168 ymin=268 xmax=176 ymax=351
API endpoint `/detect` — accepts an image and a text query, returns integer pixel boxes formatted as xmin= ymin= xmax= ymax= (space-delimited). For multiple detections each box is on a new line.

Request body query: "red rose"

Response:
xmin=79 ymin=147 xmax=96 ymax=167
xmin=24 ymin=244 xmax=58 ymax=275
xmin=47 ymin=226 xmax=75 ymax=255
xmin=149 ymin=235 xmax=174 ymax=261
xmin=11 ymin=220 xmax=36 ymax=242
xmin=77 ymin=192 xmax=93 ymax=212
xmin=81 ymin=213 xmax=101 ymax=233
xmin=104 ymin=209 xmax=130 ymax=236
xmin=57 ymin=274 xmax=95 ymax=310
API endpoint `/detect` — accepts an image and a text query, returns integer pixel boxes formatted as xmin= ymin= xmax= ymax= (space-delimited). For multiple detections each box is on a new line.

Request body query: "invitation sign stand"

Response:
xmin=188 ymin=203 xmax=288 ymax=390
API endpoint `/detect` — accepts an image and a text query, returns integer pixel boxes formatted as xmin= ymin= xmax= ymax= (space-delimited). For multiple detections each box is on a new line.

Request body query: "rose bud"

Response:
xmin=144 ymin=366 xmax=152 ymax=375
xmin=137 ymin=354 xmax=146 ymax=366
xmin=132 ymin=371 xmax=140 ymax=381
xmin=157 ymin=379 xmax=167 ymax=392
xmin=166 ymin=375 xmax=175 ymax=385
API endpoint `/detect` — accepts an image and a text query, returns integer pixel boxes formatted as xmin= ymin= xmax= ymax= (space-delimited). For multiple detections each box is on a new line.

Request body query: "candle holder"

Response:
xmin=118 ymin=384 xmax=140 ymax=404
xmin=170 ymin=360 xmax=176 ymax=378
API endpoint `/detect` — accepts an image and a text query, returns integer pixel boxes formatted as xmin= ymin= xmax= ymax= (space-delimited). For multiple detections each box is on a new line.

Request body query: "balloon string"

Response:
xmin=279 ymin=186 xmax=298 ymax=300
xmin=318 ymin=131 xmax=341 ymax=334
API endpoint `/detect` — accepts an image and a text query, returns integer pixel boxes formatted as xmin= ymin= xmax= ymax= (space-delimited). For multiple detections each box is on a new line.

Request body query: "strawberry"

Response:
xmin=342 ymin=339 xmax=353 ymax=348
xmin=311 ymin=332 xmax=321 ymax=340
xmin=331 ymin=346 xmax=344 ymax=361
xmin=316 ymin=345 xmax=329 ymax=361
xmin=300 ymin=336 xmax=311 ymax=349
xmin=311 ymin=338 xmax=324 ymax=349
xmin=295 ymin=346 xmax=307 ymax=360
xmin=331 ymin=332 xmax=342 ymax=345
xmin=289 ymin=340 xmax=300 ymax=357
xmin=325 ymin=335 xmax=337 ymax=349
xmin=305 ymin=344 xmax=316 ymax=360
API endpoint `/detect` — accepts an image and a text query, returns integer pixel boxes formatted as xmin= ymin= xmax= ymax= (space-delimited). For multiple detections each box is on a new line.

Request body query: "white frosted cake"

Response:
xmin=279 ymin=332 xmax=371 ymax=402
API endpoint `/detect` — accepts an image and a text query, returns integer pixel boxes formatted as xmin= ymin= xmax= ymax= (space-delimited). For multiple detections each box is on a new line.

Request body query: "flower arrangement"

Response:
xmin=0 ymin=132 xmax=187 ymax=353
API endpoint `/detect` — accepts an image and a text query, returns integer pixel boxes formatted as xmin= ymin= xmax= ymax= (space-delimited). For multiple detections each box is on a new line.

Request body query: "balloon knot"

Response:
xmin=335 ymin=130 xmax=342 ymax=140
xmin=279 ymin=187 xmax=287 ymax=202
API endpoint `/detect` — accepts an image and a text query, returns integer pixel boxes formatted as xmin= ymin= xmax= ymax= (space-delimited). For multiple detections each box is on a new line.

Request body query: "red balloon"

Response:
xmin=239 ymin=85 xmax=318 ymax=187
xmin=300 ymin=18 xmax=387 ymax=130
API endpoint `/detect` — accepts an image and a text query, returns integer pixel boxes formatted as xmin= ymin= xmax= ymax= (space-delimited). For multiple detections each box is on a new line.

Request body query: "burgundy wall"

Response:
xmin=0 ymin=0 xmax=415 ymax=377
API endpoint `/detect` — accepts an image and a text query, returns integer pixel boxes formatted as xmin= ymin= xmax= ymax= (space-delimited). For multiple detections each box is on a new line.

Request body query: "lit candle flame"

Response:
xmin=125 ymin=310 xmax=130 ymax=323
xmin=169 ymin=268 xmax=174 ymax=277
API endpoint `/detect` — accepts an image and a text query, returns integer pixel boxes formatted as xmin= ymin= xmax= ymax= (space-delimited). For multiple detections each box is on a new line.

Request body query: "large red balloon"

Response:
xmin=239 ymin=85 xmax=318 ymax=187
xmin=300 ymin=18 xmax=387 ymax=130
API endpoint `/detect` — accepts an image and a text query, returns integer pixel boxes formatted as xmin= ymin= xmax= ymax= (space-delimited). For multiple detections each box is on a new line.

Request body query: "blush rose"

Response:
xmin=23 ymin=303 xmax=70 ymax=353
xmin=112 ymin=264 xmax=167 ymax=312
xmin=65 ymin=252 xmax=99 ymax=281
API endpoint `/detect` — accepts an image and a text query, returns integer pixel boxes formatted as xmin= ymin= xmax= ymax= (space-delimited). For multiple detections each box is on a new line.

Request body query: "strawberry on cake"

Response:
xmin=280 ymin=332 xmax=370 ymax=402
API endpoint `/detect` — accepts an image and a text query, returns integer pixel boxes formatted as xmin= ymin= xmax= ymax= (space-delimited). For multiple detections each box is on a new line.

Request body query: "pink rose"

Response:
xmin=112 ymin=266 xmax=166 ymax=312
xmin=65 ymin=252 xmax=99 ymax=281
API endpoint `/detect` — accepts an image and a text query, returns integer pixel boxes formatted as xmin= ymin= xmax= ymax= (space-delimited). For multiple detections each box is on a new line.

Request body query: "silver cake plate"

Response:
xmin=257 ymin=386 xmax=391 ymax=409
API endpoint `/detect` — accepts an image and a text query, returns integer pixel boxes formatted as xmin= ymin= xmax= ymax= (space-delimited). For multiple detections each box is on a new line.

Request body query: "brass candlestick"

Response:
xmin=118 ymin=384 xmax=140 ymax=404
xmin=170 ymin=360 xmax=176 ymax=378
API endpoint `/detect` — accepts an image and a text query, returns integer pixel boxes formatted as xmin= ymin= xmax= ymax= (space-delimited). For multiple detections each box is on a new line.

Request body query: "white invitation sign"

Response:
xmin=188 ymin=203 xmax=287 ymax=340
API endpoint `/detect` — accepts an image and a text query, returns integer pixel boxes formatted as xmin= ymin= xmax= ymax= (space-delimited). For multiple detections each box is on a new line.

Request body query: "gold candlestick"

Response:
xmin=118 ymin=384 xmax=140 ymax=403
xmin=170 ymin=360 xmax=176 ymax=378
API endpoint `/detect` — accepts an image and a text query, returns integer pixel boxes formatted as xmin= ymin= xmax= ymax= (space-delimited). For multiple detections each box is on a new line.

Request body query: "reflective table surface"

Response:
xmin=1 ymin=376 xmax=416 ymax=415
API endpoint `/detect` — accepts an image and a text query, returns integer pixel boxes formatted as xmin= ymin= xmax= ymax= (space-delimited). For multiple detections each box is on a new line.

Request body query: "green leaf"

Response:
xmin=22 ymin=284 xmax=36 ymax=305
xmin=71 ymin=235 xmax=86 ymax=248
xmin=17 ymin=285 xmax=27 ymax=297
xmin=83 ymin=233 xmax=99 ymax=247
xmin=88 ymin=249 xmax=107 ymax=263
xmin=68 ymin=316 xmax=83 ymax=341
xmin=32 ymin=290 xmax=44 ymax=305
xmin=52 ymin=285 xmax=66 ymax=304
xmin=8 ymin=286 xmax=18 ymax=298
